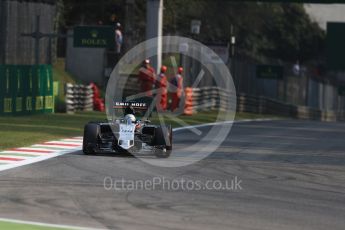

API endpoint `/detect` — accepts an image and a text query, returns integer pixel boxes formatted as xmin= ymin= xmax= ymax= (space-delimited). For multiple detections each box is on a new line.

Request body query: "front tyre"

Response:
xmin=82 ymin=123 xmax=100 ymax=155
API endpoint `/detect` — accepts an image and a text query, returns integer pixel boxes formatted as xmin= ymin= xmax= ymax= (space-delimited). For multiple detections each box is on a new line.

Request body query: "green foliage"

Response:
xmin=163 ymin=1 xmax=325 ymax=63
xmin=58 ymin=0 xmax=325 ymax=63
xmin=59 ymin=0 xmax=125 ymax=26
xmin=261 ymin=3 xmax=325 ymax=62
xmin=52 ymin=58 xmax=78 ymax=112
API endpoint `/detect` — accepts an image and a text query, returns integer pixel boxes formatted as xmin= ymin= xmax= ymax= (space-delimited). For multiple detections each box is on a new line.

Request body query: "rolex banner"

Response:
xmin=73 ymin=26 xmax=115 ymax=48
xmin=0 ymin=65 xmax=54 ymax=115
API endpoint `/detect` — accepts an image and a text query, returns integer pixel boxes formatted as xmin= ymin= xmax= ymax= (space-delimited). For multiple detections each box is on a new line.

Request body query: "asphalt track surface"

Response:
xmin=0 ymin=119 xmax=345 ymax=230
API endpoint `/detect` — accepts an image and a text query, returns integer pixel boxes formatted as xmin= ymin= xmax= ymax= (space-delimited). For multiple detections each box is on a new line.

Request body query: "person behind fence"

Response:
xmin=115 ymin=22 xmax=123 ymax=54
xmin=155 ymin=65 xmax=168 ymax=111
xmin=169 ymin=67 xmax=184 ymax=111
xmin=138 ymin=59 xmax=156 ymax=97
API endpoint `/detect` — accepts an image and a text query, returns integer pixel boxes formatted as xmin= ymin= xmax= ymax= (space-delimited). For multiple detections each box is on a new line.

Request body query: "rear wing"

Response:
xmin=112 ymin=96 xmax=153 ymax=117
xmin=113 ymin=102 xmax=148 ymax=110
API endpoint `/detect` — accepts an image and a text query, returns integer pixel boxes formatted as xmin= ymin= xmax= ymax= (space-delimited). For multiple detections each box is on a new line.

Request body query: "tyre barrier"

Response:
xmin=65 ymin=83 xmax=93 ymax=113
xmin=184 ymin=87 xmax=193 ymax=115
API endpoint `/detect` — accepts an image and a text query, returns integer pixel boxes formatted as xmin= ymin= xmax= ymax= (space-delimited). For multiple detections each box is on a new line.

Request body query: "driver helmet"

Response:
xmin=124 ymin=114 xmax=136 ymax=123
xmin=124 ymin=105 xmax=135 ymax=115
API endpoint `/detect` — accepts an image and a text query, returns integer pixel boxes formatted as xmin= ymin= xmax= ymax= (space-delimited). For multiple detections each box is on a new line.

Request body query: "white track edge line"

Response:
xmin=172 ymin=118 xmax=275 ymax=132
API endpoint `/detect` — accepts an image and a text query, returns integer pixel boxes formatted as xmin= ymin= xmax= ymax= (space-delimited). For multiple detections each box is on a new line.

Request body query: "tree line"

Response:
xmin=57 ymin=0 xmax=325 ymax=64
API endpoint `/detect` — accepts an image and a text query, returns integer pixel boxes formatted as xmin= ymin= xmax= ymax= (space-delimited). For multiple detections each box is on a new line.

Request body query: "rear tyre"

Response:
xmin=166 ymin=125 xmax=172 ymax=151
xmin=154 ymin=148 xmax=171 ymax=158
xmin=82 ymin=123 xmax=100 ymax=155
xmin=154 ymin=125 xmax=172 ymax=158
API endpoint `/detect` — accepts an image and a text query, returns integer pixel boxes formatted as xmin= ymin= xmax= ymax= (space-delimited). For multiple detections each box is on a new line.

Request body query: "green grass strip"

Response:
xmin=0 ymin=221 xmax=72 ymax=230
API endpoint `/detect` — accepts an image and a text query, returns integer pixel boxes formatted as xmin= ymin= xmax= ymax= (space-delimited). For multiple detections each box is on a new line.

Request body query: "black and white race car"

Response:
xmin=82 ymin=100 xmax=172 ymax=158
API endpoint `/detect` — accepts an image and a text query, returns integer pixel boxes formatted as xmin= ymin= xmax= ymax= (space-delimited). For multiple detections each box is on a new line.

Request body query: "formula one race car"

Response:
xmin=82 ymin=99 xmax=172 ymax=158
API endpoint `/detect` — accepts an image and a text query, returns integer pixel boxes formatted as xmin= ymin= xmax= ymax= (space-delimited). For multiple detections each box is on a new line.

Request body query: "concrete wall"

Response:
xmin=66 ymin=30 xmax=106 ymax=85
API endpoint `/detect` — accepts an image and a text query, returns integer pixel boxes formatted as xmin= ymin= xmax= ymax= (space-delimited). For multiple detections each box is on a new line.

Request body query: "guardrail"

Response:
xmin=114 ymin=74 xmax=345 ymax=121
xmin=189 ymin=87 xmax=345 ymax=121
xmin=237 ymin=93 xmax=344 ymax=122
xmin=191 ymin=87 xmax=235 ymax=112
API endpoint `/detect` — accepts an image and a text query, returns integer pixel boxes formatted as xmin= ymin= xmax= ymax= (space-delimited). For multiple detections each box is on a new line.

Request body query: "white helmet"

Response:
xmin=124 ymin=114 xmax=136 ymax=123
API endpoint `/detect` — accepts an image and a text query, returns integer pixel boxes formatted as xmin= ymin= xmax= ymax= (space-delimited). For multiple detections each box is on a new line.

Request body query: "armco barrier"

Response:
xmin=192 ymin=87 xmax=234 ymax=112
xmin=112 ymin=73 xmax=345 ymax=121
xmin=237 ymin=93 xmax=344 ymax=122
xmin=65 ymin=83 xmax=93 ymax=113
xmin=190 ymin=87 xmax=344 ymax=121
xmin=0 ymin=65 xmax=53 ymax=115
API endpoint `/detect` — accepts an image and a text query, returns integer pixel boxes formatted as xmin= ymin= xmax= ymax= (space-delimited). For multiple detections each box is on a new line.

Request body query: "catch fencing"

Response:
xmin=230 ymin=57 xmax=345 ymax=113
xmin=0 ymin=0 xmax=56 ymax=65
